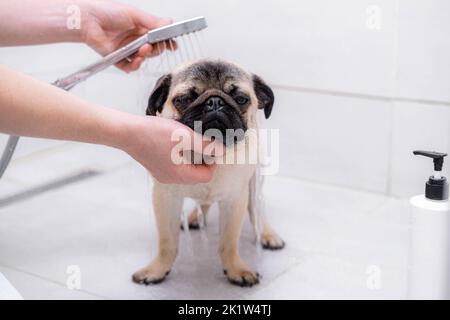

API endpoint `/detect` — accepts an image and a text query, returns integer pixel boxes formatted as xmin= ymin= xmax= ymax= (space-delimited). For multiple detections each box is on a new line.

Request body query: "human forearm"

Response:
xmin=0 ymin=0 xmax=86 ymax=46
xmin=0 ymin=0 xmax=171 ymax=72
xmin=0 ymin=64 xmax=128 ymax=148
xmin=0 ymin=65 xmax=217 ymax=184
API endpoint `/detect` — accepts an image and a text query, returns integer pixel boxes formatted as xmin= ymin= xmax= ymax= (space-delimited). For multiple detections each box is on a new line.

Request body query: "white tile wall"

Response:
xmin=126 ymin=0 xmax=398 ymax=97
xmin=1 ymin=0 xmax=449 ymax=197
xmin=78 ymin=70 xmax=151 ymax=115
xmin=396 ymin=0 xmax=450 ymax=103
xmin=266 ymin=89 xmax=392 ymax=193
xmin=0 ymin=43 xmax=96 ymax=75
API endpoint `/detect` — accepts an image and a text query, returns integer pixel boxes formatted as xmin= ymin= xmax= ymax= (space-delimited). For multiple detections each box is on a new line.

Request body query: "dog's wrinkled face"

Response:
xmin=146 ymin=60 xmax=274 ymax=145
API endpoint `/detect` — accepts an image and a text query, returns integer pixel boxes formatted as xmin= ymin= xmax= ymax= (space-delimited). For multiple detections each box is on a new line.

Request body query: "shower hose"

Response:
xmin=0 ymin=17 xmax=208 ymax=181
xmin=0 ymin=136 xmax=19 ymax=179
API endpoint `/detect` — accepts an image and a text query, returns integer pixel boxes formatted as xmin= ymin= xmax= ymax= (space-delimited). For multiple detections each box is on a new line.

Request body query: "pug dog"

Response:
xmin=132 ymin=59 xmax=284 ymax=287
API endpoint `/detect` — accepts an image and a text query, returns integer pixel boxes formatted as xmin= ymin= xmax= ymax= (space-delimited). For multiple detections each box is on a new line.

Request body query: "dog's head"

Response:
xmin=146 ymin=59 xmax=274 ymax=146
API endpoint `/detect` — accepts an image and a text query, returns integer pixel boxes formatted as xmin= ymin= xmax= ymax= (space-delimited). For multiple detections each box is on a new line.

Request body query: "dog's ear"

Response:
xmin=146 ymin=74 xmax=172 ymax=116
xmin=253 ymin=75 xmax=274 ymax=119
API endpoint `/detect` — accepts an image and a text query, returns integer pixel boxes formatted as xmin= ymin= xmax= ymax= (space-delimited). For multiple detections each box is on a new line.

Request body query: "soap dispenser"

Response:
xmin=408 ymin=150 xmax=450 ymax=299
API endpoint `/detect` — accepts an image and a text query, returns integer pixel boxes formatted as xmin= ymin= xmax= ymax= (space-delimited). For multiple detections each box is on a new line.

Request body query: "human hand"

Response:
xmin=118 ymin=115 xmax=219 ymax=184
xmin=0 ymin=65 xmax=216 ymax=185
xmin=81 ymin=0 xmax=175 ymax=72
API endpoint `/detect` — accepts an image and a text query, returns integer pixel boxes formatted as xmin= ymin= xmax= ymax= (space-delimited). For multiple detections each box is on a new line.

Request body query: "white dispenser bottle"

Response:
xmin=408 ymin=150 xmax=450 ymax=299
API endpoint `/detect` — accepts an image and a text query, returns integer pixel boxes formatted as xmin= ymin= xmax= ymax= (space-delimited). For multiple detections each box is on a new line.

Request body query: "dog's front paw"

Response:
xmin=261 ymin=232 xmax=285 ymax=250
xmin=223 ymin=261 xmax=260 ymax=287
xmin=132 ymin=262 xmax=170 ymax=285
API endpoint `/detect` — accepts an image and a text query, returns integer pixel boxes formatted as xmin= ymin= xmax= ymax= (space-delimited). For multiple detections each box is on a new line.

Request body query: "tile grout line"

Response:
xmin=3 ymin=147 xmax=402 ymax=208
xmin=270 ymin=174 xmax=403 ymax=200
xmin=97 ymin=72 xmax=450 ymax=107
xmin=243 ymin=257 xmax=306 ymax=298
xmin=7 ymin=141 xmax=76 ymax=165
xmin=384 ymin=0 xmax=401 ymax=197
xmin=0 ymin=170 xmax=103 ymax=208
xmin=385 ymin=102 xmax=395 ymax=196
xmin=0 ymin=262 xmax=108 ymax=300
xmin=271 ymin=84 xmax=450 ymax=107
xmin=366 ymin=197 xmax=393 ymax=215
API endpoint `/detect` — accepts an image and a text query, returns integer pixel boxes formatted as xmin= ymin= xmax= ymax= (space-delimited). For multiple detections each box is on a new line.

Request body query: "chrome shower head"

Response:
xmin=0 ymin=16 xmax=208 ymax=180
xmin=53 ymin=16 xmax=208 ymax=90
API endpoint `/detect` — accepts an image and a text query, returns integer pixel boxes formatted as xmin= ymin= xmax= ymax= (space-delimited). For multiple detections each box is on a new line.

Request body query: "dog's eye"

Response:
xmin=173 ymin=95 xmax=194 ymax=107
xmin=235 ymin=95 xmax=249 ymax=105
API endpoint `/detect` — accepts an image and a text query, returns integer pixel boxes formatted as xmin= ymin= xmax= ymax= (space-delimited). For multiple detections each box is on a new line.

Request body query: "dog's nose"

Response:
xmin=205 ymin=96 xmax=225 ymax=112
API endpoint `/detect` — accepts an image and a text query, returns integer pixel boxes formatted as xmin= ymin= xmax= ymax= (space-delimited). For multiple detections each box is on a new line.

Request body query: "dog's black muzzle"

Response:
xmin=179 ymin=92 xmax=247 ymax=146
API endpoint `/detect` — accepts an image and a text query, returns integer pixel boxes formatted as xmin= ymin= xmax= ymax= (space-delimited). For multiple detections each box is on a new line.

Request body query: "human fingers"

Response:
xmin=131 ymin=9 xmax=172 ymax=30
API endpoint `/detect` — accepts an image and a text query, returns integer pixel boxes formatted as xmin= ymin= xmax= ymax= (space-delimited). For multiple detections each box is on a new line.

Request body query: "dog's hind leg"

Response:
xmin=248 ymin=175 xmax=285 ymax=250
xmin=181 ymin=204 xmax=211 ymax=230
xmin=259 ymin=213 xmax=285 ymax=250
xmin=133 ymin=184 xmax=183 ymax=285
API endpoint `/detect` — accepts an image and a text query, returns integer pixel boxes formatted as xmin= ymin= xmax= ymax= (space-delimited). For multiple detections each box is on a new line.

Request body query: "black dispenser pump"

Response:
xmin=413 ymin=150 xmax=449 ymax=201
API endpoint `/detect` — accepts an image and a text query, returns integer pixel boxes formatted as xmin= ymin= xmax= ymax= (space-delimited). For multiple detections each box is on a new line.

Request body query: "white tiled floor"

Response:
xmin=0 ymin=140 xmax=410 ymax=300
